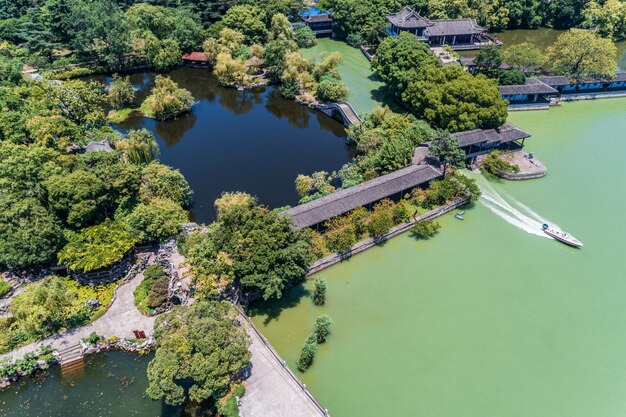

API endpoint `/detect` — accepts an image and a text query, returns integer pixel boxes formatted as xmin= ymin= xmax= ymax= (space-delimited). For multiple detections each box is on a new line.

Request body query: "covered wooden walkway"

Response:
xmin=286 ymin=164 xmax=442 ymax=230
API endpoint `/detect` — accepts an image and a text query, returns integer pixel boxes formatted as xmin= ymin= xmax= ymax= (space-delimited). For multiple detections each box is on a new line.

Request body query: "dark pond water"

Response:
xmin=90 ymin=67 xmax=352 ymax=224
xmin=0 ymin=352 xmax=180 ymax=417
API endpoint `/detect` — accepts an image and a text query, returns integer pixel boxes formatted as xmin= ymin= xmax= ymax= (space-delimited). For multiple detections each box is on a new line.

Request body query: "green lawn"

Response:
xmin=300 ymin=39 xmax=400 ymax=116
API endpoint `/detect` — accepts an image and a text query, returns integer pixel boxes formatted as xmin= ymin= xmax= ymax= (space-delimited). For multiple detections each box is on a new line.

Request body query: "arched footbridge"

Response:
xmin=314 ymin=101 xmax=362 ymax=127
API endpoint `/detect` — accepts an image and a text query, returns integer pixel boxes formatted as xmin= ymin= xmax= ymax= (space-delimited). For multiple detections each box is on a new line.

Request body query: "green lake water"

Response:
xmin=463 ymin=28 xmax=626 ymax=70
xmin=0 ymin=352 xmax=180 ymax=416
xmin=250 ymin=98 xmax=626 ymax=417
xmin=300 ymin=39 xmax=399 ymax=115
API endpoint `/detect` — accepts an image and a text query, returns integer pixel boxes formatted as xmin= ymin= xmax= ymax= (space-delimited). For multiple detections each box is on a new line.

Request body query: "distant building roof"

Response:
xmin=537 ymin=73 xmax=626 ymax=86
xmin=427 ymin=19 xmax=485 ymax=36
xmin=384 ymin=6 xmax=432 ymax=29
xmin=385 ymin=6 xmax=485 ymax=35
xmin=452 ymin=123 xmax=531 ymax=148
xmin=85 ymin=138 xmax=114 ymax=153
xmin=286 ymin=165 xmax=442 ymax=229
xmin=499 ymin=78 xmax=559 ymax=96
xmin=460 ymin=56 xmax=511 ymax=70
xmin=181 ymin=52 xmax=207 ymax=62
xmin=302 ymin=14 xmax=332 ymax=23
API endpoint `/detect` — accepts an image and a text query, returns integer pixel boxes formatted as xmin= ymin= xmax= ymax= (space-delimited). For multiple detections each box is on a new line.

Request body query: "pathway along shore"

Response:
xmin=239 ymin=314 xmax=328 ymax=417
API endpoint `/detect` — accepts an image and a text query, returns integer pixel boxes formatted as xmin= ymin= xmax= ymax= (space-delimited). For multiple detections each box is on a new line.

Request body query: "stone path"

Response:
xmin=0 ymin=265 xmax=155 ymax=363
xmin=239 ymin=315 xmax=327 ymax=417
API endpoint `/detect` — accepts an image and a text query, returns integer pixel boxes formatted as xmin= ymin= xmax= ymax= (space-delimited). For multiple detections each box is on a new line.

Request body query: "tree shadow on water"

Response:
xmin=249 ymin=284 xmax=311 ymax=326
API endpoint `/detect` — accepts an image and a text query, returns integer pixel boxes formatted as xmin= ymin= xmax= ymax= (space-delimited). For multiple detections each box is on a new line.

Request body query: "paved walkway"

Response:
xmin=239 ymin=316 xmax=327 ymax=417
xmin=0 ymin=266 xmax=155 ymax=363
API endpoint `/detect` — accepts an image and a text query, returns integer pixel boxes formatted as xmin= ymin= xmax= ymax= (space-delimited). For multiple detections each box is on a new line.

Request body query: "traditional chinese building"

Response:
xmin=384 ymin=6 xmax=499 ymax=49
xmin=299 ymin=9 xmax=333 ymax=36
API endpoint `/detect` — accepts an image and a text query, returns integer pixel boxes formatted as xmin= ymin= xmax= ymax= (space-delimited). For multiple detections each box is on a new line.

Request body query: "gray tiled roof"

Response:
xmin=286 ymin=165 xmax=442 ymax=229
xmin=453 ymin=123 xmax=530 ymax=148
xmin=302 ymin=14 xmax=333 ymax=23
xmin=85 ymin=139 xmax=113 ymax=153
xmin=538 ymin=73 xmax=626 ymax=86
xmin=427 ymin=19 xmax=485 ymax=36
xmin=499 ymin=78 xmax=558 ymax=96
xmin=384 ymin=6 xmax=432 ymax=28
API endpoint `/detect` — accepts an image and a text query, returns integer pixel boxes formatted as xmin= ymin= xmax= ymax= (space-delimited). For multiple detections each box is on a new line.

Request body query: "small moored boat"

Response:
xmin=455 ymin=211 xmax=464 ymax=220
xmin=542 ymin=224 xmax=583 ymax=248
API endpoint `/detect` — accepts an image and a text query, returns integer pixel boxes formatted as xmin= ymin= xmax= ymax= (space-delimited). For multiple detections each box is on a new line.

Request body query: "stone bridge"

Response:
xmin=314 ymin=101 xmax=362 ymax=127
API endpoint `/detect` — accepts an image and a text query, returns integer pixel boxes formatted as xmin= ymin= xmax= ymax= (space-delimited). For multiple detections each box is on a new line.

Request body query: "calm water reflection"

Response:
xmin=91 ymin=68 xmax=353 ymax=223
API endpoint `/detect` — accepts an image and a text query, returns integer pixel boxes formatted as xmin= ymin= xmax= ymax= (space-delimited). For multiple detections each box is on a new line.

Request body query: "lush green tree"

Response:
xmin=294 ymin=25 xmax=316 ymax=48
xmin=116 ymin=129 xmax=160 ymax=165
xmin=58 ymin=219 xmax=137 ymax=272
xmin=544 ymin=29 xmax=618 ymax=81
xmin=502 ymin=42 xmax=543 ymax=73
xmin=146 ymin=301 xmax=251 ymax=406
xmin=297 ymin=333 xmax=317 ymax=372
xmin=323 ymin=216 xmax=357 ymax=253
xmin=482 ymin=149 xmax=520 ymax=174
xmin=46 ymin=170 xmax=107 ymax=228
xmin=402 ymin=65 xmax=508 ymax=132
xmin=319 ymin=0 xmax=400 ymax=43
xmin=346 ymin=107 xmax=435 ymax=178
xmin=221 ymin=5 xmax=267 ymax=44
xmin=140 ymin=162 xmax=193 ymax=207
xmin=428 ymin=132 xmax=465 ymax=177
xmin=314 ymin=314 xmax=332 ymax=343
xmin=11 ymin=277 xmax=71 ymax=336
xmin=213 ymin=52 xmax=247 ymax=86
xmin=315 ymin=76 xmax=349 ymax=103
xmin=67 ymin=0 xmax=130 ymax=69
xmin=210 ymin=193 xmax=313 ymax=299
xmin=0 ymin=196 xmax=65 ymax=269
xmin=410 ymin=220 xmax=441 ymax=239
xmin=0 ymin=142 xmax=61 ymax=199
xmin=428 ymin=0 xmax=472 ymax=19
xmin=268 ymin=13 xmax=294 ymax=41
xmin=263 ymin=39 xmax=298 ymax=81
xmin=0 ymin=56 xmax=23 ymax=86
xmin=474 ymin=44 xmax=503 ymax=78
xmin=498 ymin=68 xmax=526 ymax=85
xmin=143 ymin=75 xmax=195 ymax=121
xmin=144 ymin=37 xmax=182 ymax=72
xmin=372 ymin=32 xmax=440 ymax=98
xmin=585 ymin=0 xmax=626 ymax=40
xmin=126 ymin=198 xmax=188 ymax=243
xmin=367 ymin=199 xmax=395 ymax=237
xmin=313 ymin=277 xmax=327 ymax=305
xmin=46 ymin=79 xmax=106 ymax=128
xmin=108 ymin=74 xmax=135 ymax=109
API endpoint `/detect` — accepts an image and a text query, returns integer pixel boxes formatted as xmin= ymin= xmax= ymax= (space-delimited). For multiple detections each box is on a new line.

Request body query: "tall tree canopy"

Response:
xmin=372 ymin=32 xmax=440 ymax=98
xmin=147 ymin=301 xmax=251 ymax=406
xmin=544 ymin=29 xmax=618 ymax=81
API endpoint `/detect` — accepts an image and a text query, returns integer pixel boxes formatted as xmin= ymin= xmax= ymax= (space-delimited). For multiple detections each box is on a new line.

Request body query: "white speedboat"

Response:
xmin=542 ymin=224 xmax=583 ymax=248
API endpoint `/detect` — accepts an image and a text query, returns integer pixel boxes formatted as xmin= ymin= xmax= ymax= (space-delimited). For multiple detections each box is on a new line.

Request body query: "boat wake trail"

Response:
xmin=473 ymin=174 xmax=554 ymax=239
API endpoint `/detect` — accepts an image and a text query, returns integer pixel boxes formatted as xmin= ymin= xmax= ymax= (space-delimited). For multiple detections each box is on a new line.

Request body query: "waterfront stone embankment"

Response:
xmin=239 ymin=314 xmax=329 ymax=417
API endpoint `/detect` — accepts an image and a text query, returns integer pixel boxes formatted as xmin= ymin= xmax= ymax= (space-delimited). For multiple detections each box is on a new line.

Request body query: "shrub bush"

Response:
xmin=135 ymin=265 xmax=169 ymax=314
xmin=0 ymin=280 xmax=12 ymax=297
xmin=313 ymin=277 xmax=327 ymax=306
xmin=314 ymin=314 xmax=332 ymax=343
xmin=411 ymin=220 xmax=441 ymax=239
xmin=297 ymin=333 xmax=317 ymax=372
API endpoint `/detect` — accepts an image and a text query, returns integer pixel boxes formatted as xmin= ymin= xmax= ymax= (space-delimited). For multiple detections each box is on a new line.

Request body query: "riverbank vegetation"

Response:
xmin=180 ymin=192 xmax=313 ymax=301
xmin=147 ymin=300 xmax=251 ymax=407
xmin=0 ymin=70 xmax=191 ymax=275
xmin=309 ymin=172 xmax=479 ymax=258
xmin=0 ymin=276 xmax=116 ymax=353
xmin=373 ymin=33 xmax=507 ymax=132
xmin=482 ymin=150 xmax=521 ymax=175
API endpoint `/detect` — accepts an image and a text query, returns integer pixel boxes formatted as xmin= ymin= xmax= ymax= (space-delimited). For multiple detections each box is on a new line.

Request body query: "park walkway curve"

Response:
xmin=0 ymin=262 xmax=155 ymax=363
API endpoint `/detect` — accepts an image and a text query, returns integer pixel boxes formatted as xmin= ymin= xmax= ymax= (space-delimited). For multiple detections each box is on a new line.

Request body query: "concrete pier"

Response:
xmin=239 ymin=314 xmax=328 ymax=417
